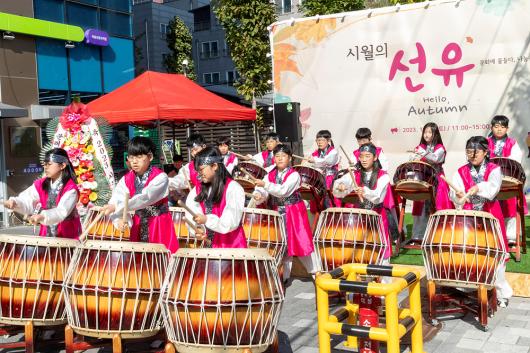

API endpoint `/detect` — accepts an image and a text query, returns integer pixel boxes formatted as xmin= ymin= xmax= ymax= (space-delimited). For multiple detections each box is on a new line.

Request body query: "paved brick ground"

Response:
xmin=0 ymin=227 xmax=528 ymax=352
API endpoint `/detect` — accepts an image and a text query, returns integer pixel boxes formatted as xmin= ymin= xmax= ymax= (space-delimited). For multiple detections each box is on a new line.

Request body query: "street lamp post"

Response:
xmin=182 ymin=59 xmax=189 ymax=77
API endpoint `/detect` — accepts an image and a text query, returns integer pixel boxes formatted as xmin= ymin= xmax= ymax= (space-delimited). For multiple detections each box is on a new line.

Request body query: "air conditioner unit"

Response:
xmin=30 ymin=105 xmax=66 ymax=120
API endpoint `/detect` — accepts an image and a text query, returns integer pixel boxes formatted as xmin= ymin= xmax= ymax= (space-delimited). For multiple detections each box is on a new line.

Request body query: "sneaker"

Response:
xmin=498 ymin=298 xmax=509 ymax=308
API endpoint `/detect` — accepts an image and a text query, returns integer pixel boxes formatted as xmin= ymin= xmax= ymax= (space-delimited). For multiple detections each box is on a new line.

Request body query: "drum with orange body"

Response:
xmin=161 ymin=248 xmax=284 ymax=353
xmin=313 ymin=208 xmax=388 ymax=271
xmin=63 ymin=240 xmax=169 ymax=338
xmin=241 ymin=208 xmax=286 ymax=266
xmin=421 ymin=210 xmax=506 ymax=287
xmin=170 ymin=206 xmax=203 ymax=249
xmin=82 ymin=206 xmax=131 ymax=241
xmin=0 ymin=234 xmax=78 ymax=325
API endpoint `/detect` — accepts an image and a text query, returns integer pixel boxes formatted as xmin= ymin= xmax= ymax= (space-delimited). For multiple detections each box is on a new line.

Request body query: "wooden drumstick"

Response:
xmin=80 ymin=211 xmax=105 ymax=241
xmin=233 ymin=152 xmax=253 ymax=161
xmin=120 ymin=192 xmax=130 ymax=235
xmin=339 ymin=145 xmax=364 ymax=202
xmin=440 ymin=175 xmax=461 ymax=193
xmin=292 ymin=154 xmax=307 ymax=160
xmin=240 ymin=168 xmax=259 ymax=183
xmin=177 ymin=199 xmax=198 ymax=218
xmin=1 ymin=199 xmax=36 ymax=225
xmin=177 ymin=200 xmax=212 ymax=246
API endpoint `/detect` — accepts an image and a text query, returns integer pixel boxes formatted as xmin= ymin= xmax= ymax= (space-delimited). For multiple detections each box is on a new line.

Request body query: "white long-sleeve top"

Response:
xmin=351 ymin=150 xmax=390 ymax=171
xmin=494 ymin=140 xmax=524 ymax=162
xmin=312 ymin=148 xmax=339 ymax=170
xmin=332 ymin=171 xmax=389 ymax=205
xmin=109 ymin=172 xmax=169 ymax=227
xmin=251 ymin=150 xmax=274 ymax=168
xmin=253 ymin=169 xmax=301 ymax=204
xmin=223 ymin=154 xmax=238 ymax=174
xmin=169 ymin=162 xmax=193 ymax=190
xmin=416 ymin=145 xmax=445 ymax=164
xmin=185 ymin=181 xmax=245 ymax=235
xmin=9 ymin=179 xmax=78 ymax=226
xmin=449 ymin=165 xmax=502 ymax=205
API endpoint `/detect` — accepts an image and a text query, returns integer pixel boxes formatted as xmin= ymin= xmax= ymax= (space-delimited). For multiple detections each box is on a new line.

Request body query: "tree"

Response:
xmin=163 ymin=16 xmax=196 ymax=80
xmin=213 ymin=0 xmax=276 ymax=104
xmin=300 ymin=0 xmax=364 ymax=16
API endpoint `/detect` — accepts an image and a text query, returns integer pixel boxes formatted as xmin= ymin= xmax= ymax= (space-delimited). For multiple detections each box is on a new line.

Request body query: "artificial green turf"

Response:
xmin=390 ymin=215 xmax=530 ymax=274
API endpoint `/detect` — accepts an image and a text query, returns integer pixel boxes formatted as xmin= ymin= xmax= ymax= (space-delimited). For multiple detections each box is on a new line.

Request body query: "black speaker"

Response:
xmin=274 ymin=102 xmax=301 ymax=142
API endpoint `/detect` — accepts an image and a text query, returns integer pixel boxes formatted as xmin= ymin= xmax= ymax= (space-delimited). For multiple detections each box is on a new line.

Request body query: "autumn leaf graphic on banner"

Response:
xmin=273 ymin=18 xmax=337 ymax=45
xmin=273 ymin=43 xmax=301 ymax=91
xmin=293 ymin=19 xmax=337 ymax=45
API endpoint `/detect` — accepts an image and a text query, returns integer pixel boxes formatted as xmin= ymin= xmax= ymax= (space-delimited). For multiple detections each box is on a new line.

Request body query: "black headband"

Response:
xmin=359 ymin=144 xmax=377 ymax=155
xmin=467 ymin=142 xmax=488 ymax=151
xmin=196 ymin=156 xmax=224 ymax=166
xmin=45 ymin=154 xmax=70 ymax=164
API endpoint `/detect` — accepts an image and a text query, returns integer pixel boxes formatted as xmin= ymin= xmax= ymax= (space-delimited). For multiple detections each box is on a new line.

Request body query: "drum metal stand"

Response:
xmin=0 ymin=321 xmax=65 ymax=353
xmin=426 ymin=281 xmax=497 ymax=331
xmin=507 ymin=187 xmax=527 ymax=262
xmin=395 ymin=187 xmax=436 ymax=253
xmin=64 ymin=325 xmax=168 ymax=353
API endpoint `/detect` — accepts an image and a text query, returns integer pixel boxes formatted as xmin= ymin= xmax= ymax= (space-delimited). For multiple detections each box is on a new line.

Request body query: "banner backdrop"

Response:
xmin=270 ymin=0 xmax=530 ymax=190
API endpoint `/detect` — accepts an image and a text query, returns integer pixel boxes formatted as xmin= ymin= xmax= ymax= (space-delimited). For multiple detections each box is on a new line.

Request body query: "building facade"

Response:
xmin=132 ymin=0 xmax=198 ymax=74
xmin=0 ymin=0 xmax=134 ymax=227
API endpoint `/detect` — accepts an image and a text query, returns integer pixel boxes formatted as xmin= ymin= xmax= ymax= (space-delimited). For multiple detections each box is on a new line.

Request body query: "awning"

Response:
xmin=0 ymin=102 xmax=28 ymax=118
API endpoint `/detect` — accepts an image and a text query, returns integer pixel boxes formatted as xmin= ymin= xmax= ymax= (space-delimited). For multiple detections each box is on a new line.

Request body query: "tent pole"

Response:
xmin=157 ymin=119 xmax=162 ymax=165
xmin=172 ymin=122 xmax=176 ymax=155
xmin=253 ymin=121 xmax=259 ymax=153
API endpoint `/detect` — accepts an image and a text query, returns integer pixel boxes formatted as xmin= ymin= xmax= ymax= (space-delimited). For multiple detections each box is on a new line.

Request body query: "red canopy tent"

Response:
xmin=87 ymin=71 xmax=256 ymax=124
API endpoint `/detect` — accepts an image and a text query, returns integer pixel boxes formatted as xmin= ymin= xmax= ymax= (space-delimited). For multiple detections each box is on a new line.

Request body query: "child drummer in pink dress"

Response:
xmin=169 ymin=133 xmax=207 ymax=191
xmin=247 ymin=132 xmax=281 ymax=169
xmin=332 ymin=143 xmax=392 ymax=261
xmin=411 ymin=122 xmax=452 ymax=241
xmin=4 ymin=148 xmax=81 ymax=239
xmin=253 ymin=144 xmax=320 ymax=284
xmin=218 ymin=136 xmax=238 ymax=175
xmin=487 ymin=115 xmax=526 ymax=244
xmin=450 ymin=136 xmax=512 ymax=306
xmin=307 ymin=130 xmax=340 ymax=208
xmin=184 ymin=147 xmax=247 ymax=248
xmin=351 ymin=128 xmax=389 ymax=171
xmin=105 ymin=137 xmax=179 ymax=252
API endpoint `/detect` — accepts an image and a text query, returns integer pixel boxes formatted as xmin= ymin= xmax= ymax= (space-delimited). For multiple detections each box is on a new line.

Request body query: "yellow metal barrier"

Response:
xmin=316 ymin=263 xmax=425 ymax=353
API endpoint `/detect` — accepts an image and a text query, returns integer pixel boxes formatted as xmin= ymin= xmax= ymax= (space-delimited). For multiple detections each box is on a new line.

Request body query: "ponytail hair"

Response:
xmin=354 ymin=143 xmax=381 ymax=189
xmin=194 ymin=147 xmax=231 ymax=204
xmin=316 ymin=130 xmax=334 ymax=147
xmin=42 ymin=148 xmax=77 ymax=193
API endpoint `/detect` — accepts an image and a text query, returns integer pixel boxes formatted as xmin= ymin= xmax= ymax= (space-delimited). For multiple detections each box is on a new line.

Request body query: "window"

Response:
xmin=223 ymin=40 xmax=230 ymax=56
xmin=203 ymin=72 xmax=220 ymax=85
xmin=226 ymin=71 xmax=238 ymax=85
xmin=200 ymin=41 xmax=219 ymax=59
xmin=100 ymin=0 xmax=131 ymax=12
xmin=100 ymin=10 xmax=132 ymax=37
xmin=66 ymin=2 xmax=98 ymax=29
xmin=34 ymin=0 xmax=64 ymax=23
xmin=282 ymin=0 xmax=292 ymax=13
xmin=160 ymin=23 xmax=169 ymax=39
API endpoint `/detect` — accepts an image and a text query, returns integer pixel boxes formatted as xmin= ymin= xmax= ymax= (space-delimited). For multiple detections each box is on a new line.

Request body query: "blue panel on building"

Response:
xmin=36 ymin=38 xmax=68 ymax=91
xmin=34 ymin=0 xmax=64 ymax=23
xmin=69 ymin=43 xmax=102 ymax=93
xmin=102 ymin=37 xmax=134 ymax=93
